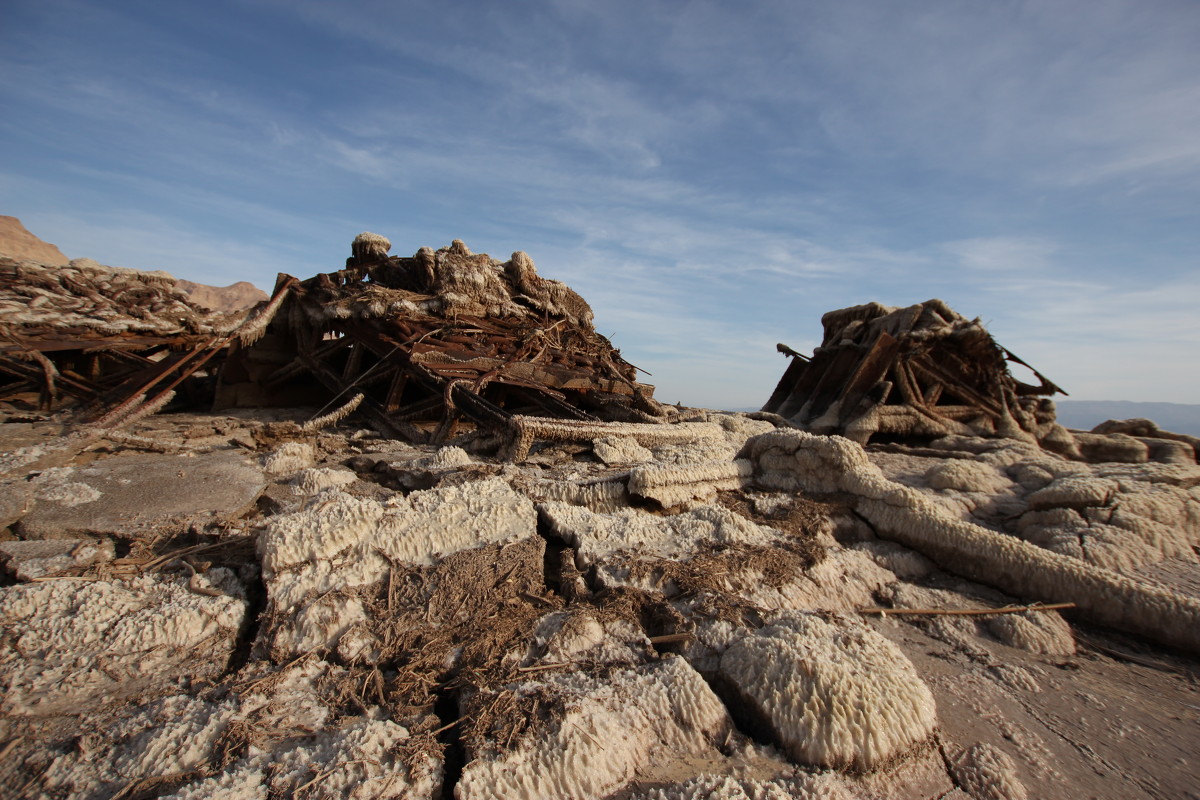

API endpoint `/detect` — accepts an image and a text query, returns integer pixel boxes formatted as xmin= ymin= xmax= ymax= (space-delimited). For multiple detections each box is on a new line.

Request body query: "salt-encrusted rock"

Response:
xmin=0 ymin=538 xmax=114 ymax=581
xmin=262 ymin=441 xmax=316 ymax=475
xmin=717 ymin=613 xmax=938 ymax=771
xmin=40 ymin=694 xmax=240 ymax=800
xmin=15 ymin=452 xmax=266 ymax=539
xmin=949 ymin=743 xmax=1028 ymax=800
xmin=542 ymin=501 xmax=884 ymax=612
xmin=0 ymin=574 xmax=246 ymax=715
xmin=593 ymin=435 xmax=654 ymax=465
xmin=457 ymin=657 xmax=731 ymax=800
xmin=261 ymin=477 xmax=535 ymax=608
xmin=742 ymin=429 xmax=1200 ymax=652
xmin=627 ymin=772 xmax=859 ymax=800
xmin=925 ymin=460 xmax=1012 ymax=494
xmin=258 ymin=478 xmax=538 ymax=657
xmin=41 ymin=659 xmax=442 ymax=800
xmin=1027 ymin=477 xmax=1118 ymax=510
xmin=1073 ymin=432 xmax=1149 ymax=463
xmin=511 ymin=609 xmax=654 ymax=669
xmin=290 ymin=466 xmax=357 ymax=495
xmin=542 ymin=501 xmax=776 ymax=567
xmin=852 ymin=540 xmax=937 ymax=581
xmin=986 ymin=610 xmax=1075 ymax=656
xmin=628 ymin=459 xmax=754 ymax=509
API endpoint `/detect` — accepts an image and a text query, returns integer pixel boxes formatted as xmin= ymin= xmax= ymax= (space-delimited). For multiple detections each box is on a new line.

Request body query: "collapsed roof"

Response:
xmin=216 ymin=235 xmax=670 ymax=458
xmin=763 ymin=299 xmax=1073 ymax=450
xmin=0 ymin=256 xmax=270 ymax=421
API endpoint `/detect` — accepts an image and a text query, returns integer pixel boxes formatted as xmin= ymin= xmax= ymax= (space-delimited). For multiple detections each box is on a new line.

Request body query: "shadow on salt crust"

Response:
xmin=717 ymin=613 xmax=938 ymax=772
xmin=456 ymin=657 xmax=730 ymax=800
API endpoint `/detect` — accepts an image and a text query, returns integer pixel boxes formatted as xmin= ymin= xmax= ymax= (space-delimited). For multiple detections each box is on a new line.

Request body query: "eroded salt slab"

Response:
xmin=718 ymin=613 xmax=938 ymax=771
xmin=457 ymin=657 xmax=731 ymax=800
xmin=0 ymin=574 xmax=245 ymax=716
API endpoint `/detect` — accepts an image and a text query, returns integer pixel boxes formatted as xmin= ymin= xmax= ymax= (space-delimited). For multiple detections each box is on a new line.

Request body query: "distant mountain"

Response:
xmin=0 ymin=214 xmax=266 ymax=311
xmin=0 ymin=215 xmax=69 ymax=265
xmin=1054 ymin=401 xmax=1200 ymax=437
xmin=174 ymin=279 xmax=268 ymax=312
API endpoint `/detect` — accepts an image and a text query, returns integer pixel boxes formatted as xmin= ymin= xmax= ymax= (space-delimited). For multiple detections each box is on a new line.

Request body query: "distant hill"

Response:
xmin=0 ymin=214 xmax=266 ymax=311
xmin=0 ymin=215 xmax=69 ymax=265
xmin=1054 ymin=401 xmax=1200 ymax=437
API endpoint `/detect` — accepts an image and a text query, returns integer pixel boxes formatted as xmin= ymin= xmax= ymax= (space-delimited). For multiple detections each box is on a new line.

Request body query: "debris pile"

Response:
xmin=0 ymin=255 xmax=278 ymax=422
xmin=215 ymin=235 xmax=672 ymax=459
xmin=764 ymin=300 xmax=1069 ymax=447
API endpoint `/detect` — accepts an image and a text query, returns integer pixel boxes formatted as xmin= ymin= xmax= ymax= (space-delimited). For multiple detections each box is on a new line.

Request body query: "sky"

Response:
xmin=2 ymin=0 xmax=1198 ymax=409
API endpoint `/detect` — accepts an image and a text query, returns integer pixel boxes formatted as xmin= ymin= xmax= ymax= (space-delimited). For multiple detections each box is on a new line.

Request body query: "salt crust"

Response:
xmin=627 ymin=772 xmax=859 ymax=800
xmin=262 ymin=441 xmax=315 ymax=475
xmin=457 ymin=657 xmax=730 ymax=800
xmin=628 ymin=459 xmax=754 ymax=509
xmin=40 ymin=660 xmax=440 ymax=800
xmin=593 ymin=435 xmax=654 ymax=465
xmin=290 ymin=466 xmax=357 ymax=495
xmin=514 ymin=609 xmax=653 ymax=668
xmin=718 ymin=613 xmax=938 ymax=771
xmin=0 ymin=574 xmax=245 ymax=716
xmin=743 ymin=430 xmax=1200 ymax=651
xmin=949 ymin=743 xmax=1029 ymax=800
xmin=542 ymin=500 xmax=891 ymax=609
xmin=260 ymin=477 xmax=536 ymax=610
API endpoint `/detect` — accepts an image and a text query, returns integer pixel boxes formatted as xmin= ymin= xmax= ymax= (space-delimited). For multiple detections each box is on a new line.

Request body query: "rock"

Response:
xmin=175 ymin=279 xmax=269 ymax=312
xmin=0 ymin=216 xmax=69 ymax=264
xmin=0 ymin=538 xmax=114 ymax=581
xmin=262 ymin=441 xmax=316 ymax=475
xmin=0 ymin=574 xmax=246 ymax=716
xmin=717 ymin=613 xmax=938 ymax=771
xmin=592 ymin=435 xmax=653 ymax=465
xmin=257 ymin=478 xmax=540 ymax=660
xmin=15 ymin=452 xmax=266 ymax=540
xmin=457 ymin=657 xmax=731 ymax=800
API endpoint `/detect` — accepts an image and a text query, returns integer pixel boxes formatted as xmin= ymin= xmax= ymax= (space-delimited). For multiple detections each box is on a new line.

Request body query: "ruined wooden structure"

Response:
xmin=764 ymin=300 xmax=1068 ymax=446
xmin=0 ymin=256 xmax=281 ymax=425
xmin=215 ymin=236 xmax=668 ymax=454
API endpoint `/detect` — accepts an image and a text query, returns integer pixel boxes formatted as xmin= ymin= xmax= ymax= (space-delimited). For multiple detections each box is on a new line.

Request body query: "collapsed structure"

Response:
xmin=0 ymin=256 xmax=276 ymax=424
xmin=764 ymin=300 xmax=1073 ymax=447
xmin=215 ymin=235 xmax=669 ymax=457
xmin=1 ymin=236 xmax=675 ymax=460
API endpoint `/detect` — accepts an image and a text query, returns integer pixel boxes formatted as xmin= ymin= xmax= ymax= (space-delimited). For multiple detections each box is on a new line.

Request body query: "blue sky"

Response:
xmin=2 ymin=0 xmax=1198 ymax=408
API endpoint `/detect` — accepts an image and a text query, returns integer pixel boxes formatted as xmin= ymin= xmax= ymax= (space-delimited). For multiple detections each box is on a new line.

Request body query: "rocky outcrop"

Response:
xmin=0 ymin=216 xmax=69 ymax=265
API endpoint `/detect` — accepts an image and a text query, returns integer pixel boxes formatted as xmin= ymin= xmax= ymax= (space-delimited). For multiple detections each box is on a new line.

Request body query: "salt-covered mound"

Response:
xmin=456 ymin=657 xmax=731 ymax=800
xmin=717 ymin=613 xmax=938 ymax=771
xmin=742 ymin=429 xmax=1200 ymax=652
